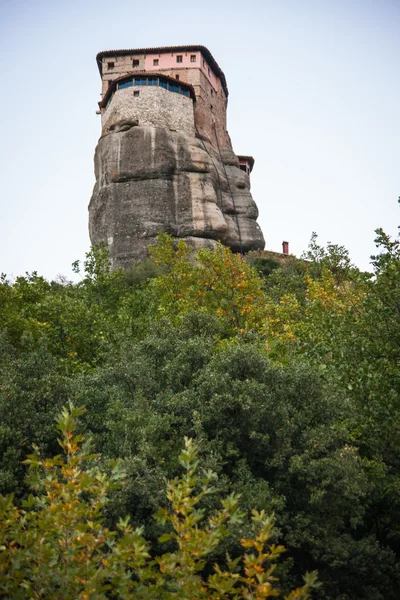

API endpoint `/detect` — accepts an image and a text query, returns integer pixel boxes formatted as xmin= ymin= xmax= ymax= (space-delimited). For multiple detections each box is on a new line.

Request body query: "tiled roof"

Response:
xmin=96 ymin=45 xmax=228 ymax=96
xmin=98 ymin=71 xmax=196 ymax=109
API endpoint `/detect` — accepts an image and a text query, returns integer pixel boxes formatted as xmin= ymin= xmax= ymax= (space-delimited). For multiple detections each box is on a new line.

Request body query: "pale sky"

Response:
xmin=1 ymin=0 xmax=399 ymax=280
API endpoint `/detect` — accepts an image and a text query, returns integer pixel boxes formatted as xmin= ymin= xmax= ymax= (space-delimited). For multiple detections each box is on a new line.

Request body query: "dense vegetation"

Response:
xmin=0 ymin=404 xmax=318 ymax=599
xmin=1 ymin=218 xmax=399 ymax=598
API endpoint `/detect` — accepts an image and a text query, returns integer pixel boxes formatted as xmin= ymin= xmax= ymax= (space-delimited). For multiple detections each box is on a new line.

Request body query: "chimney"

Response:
xmin=282 ymin=241 xmax=289 ymax=255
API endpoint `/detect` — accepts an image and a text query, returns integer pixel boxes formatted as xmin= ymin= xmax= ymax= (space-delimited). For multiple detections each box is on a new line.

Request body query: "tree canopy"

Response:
xmin=1 ymin=215 xmax=400 ymax=599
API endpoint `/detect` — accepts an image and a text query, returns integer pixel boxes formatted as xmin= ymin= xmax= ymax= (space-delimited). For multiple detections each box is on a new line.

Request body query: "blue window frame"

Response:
xmin=118 ymin=79 xmax=133 ymax=89
xmin=109 ymin=76 xmax=191 ymax=101
xmin=168 ymin=83 xmax=179 ymax=93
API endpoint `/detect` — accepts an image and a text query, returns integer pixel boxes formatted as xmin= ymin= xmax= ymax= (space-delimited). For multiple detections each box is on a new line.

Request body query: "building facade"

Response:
xmin=97 ymin=45 xmax=232 ymax=149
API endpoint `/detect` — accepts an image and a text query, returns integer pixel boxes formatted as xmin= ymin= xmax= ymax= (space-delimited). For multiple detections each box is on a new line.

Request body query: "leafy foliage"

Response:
xmin=1 ymin=221 xmax=400 ymax=598
xmin=0 ymin=405 xmax=318 ymax=599
xmin=149 ymin=234 xmax=267 ymax=335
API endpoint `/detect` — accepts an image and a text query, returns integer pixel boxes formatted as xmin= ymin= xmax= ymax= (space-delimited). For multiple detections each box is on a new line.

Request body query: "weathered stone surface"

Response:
xmin=102 ymin=87 xmax=195 ymax=137
xmin=89 ymin=122 xmax=265 ymax=268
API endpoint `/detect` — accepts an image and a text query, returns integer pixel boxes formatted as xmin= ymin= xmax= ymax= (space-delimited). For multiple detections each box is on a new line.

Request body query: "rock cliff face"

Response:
xmin=89 ymin=120 xmax=265 ymax=268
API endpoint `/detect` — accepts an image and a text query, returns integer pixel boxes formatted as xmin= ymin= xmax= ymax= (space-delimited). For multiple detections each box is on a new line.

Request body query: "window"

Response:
xmin=118 ymin=79 xmax=133 ymax=89
xmin=208 ymin=67 xmax=211 ymax=76
xmin=190 ymin=54 xmax=196 ymax=62
xmin=153 ymin=58 xmax=159 ymax=66
xmin=176 ymin=55 xmax=183 ymax=63
xmin=106 ymin=76 xmax=192 ymax=108
xmin=203 ymin=59 xmax=206 ymax=68
xmin=175 ymin=75 xmax=179 ymax=81
xmin=107 ymin=62 xmax=114 ymax=70
xmin=132 ymin=59 xmax=140 ymax=67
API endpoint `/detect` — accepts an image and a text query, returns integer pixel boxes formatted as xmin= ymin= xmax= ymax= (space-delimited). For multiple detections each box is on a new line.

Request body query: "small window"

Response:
xmin=132 ymin=59 xmax=140 ymax=67
xmin=168 ymin=82 xmax=179 ymax=93
xmin=176 ymin=55 xmax=183 ymax=63
xmin=107 ymin=62 xmax=114 ymax=70
xmin=175 ymin=75 xmax=179 ymax=81
xmin=118 ymin=79 xmax=133 ymax=89
xmin=190 ymin=54 xmax=196 ymax=62
xmin=208 ymin=67 xmax=211 ymax=76
xmin=133 ymin=90 xmax=140 ymax=97
xmin=203 ymin=59 xmax=206 ymax=68
xmin=153 ymin=58 xmax=159 ymax=66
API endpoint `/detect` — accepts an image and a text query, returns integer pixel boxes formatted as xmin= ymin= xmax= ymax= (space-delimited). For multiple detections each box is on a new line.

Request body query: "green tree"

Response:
xmin=259 ymin=222 xmax=400 ymax=580
xmin=149 ymin=234 xmax=266 ymax=335
xmin=0 ymin=404 xmax=318 ymax=599
xmin=1 ymin=228 xmax=400 ymax=599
